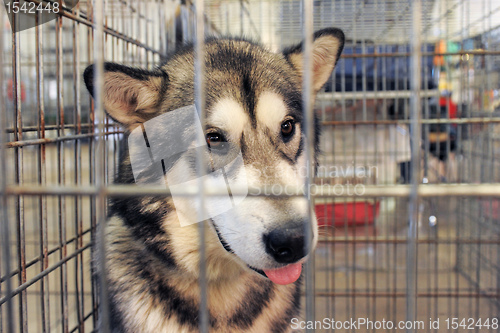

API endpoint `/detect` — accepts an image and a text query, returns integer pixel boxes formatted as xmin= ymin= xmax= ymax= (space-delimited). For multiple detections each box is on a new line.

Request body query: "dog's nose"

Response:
xmin=264 ymin=225 xmax=309 ymax=264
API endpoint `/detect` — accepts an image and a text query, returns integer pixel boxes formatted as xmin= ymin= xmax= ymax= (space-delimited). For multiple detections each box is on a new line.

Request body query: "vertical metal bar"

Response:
xmin=93 ymin=0 xmax=110 ymax=330
xmin=194 ymin=0 xmax=208 ymax=331
xmin=55 ymin=7 xmax=70 ymax=332
xmin=326 ymin=3 xmax=335 ymax=328
xmin=302 ymin=0 xmax=315 ymax=330
xmin=85 ymin=1 xmax=99 ymax=329
xmin=110 ymin=0 xmax=115 ymax=62
xmin=144 ymin=0 xmax=150 ymax=67
xmin=225 ymin=3 xmax=229 ymax=36
xmin=0 ymin=3 xmax=14 ymax=332
xmin=121 ymin=1 xmax=127 ymax=64
xmin=380 ymin=33 xmax=392 ymax=327
xmin=160 ymin=1 xmax=167 ymax=60
xmin=259 ymin=0 xmax=263 ymax=41
xmin=240 ymin=0 xmax=244 ymax=36
xmin=339 ymin=1 xmax=351 ymax=323
xmin=351 ymin=2 xmax=358 ymax=320
xmin=487 ymin=0 xmax=499 ymax=321
xmin=464 ymin=1 xmax=474 ymax=322
xmin=72 ymin=2 xmax=84 ymax=331
xmin=181 ymin=4 xmax=189 ymax=44
xmin=338 ymin=1 xmax=346 ymax=325
xmin=456 ymin=0 xmax=465 ymax=187
xmin=35 ymin=9 xmax=50 ymax=333
xmin=135 ymin=0 xmax=140 ymax=63
xmin=11 ymin=6 xmax=28 ymax=331
xmin=86 ymin=1 xmax=99 ymax=328
xmin=407 ymin=0 xmax=422 ymax=331
xmin=477 ymin=0 xmax=491 ymax=313
xmin=372 ymin=1 xmax=379 ymax=323
xmin=423 ymin=10 xmax=437 ymax=329
xmin=444 ymin=1 xmax=456 ymax=321
xmin=102 ymin=0 xmax=110 ymax=211
xmin=0 ymin=29 xmax=5 ymax=318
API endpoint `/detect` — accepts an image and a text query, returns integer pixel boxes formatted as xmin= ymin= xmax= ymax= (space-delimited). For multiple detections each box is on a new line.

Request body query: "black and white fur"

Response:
xmin=84 ymin=28 xmax=344 ymax=333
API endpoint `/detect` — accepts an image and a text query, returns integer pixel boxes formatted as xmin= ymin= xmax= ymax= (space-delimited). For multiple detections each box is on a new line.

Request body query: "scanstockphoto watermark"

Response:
xmin=316 ymin=163 xmax=379 ymax=180
xmin=251 ymin=162 xmax=377 ymax=197
xmin=291 ymin=317 xmax=500 ymax=331
xmin=128 ymin=104 xmax=373 ymax=226
xmin=290 ymin=317 xmax=426 ymax=331
xmin=249 ymin=160 xmax=379 ymax=181
xmin=252 ymin=180 xmax=367 ymax=197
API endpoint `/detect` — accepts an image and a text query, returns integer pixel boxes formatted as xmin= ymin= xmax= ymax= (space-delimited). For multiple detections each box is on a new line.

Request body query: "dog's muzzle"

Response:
xmin=263 ymin=222 xmax=313 ymax=264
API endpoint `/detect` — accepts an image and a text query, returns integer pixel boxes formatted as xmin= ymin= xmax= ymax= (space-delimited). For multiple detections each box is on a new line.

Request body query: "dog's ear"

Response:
xmin=83 ymin=63 xmax=167 ymax=129
xmin=283 ymin=28 xmax=344 ymax=93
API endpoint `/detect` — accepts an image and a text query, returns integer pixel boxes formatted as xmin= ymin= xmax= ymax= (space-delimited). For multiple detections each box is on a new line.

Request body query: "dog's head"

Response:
xmin=84 ymin=28 xmax=344 ymax=284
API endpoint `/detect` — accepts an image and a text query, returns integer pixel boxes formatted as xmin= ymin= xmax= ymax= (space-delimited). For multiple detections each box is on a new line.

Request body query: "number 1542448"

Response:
xmin=445 ymin=318 xmax=499 ymax=330
xmin=5 ymin=1 xmax=60 ymax=14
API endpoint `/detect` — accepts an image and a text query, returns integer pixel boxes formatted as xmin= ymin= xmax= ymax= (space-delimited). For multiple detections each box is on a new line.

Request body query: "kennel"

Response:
xmin=1 ymin=0 xmax=499 ymax=332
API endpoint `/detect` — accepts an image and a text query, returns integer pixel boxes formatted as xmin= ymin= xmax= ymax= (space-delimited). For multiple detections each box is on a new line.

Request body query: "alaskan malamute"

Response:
xmin=84 ymin=27 xmax=344 ymax=333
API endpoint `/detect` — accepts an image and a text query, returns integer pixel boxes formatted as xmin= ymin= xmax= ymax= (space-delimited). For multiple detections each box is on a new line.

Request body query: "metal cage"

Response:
xmin=1 ymin=0 xmax=499 ymax=332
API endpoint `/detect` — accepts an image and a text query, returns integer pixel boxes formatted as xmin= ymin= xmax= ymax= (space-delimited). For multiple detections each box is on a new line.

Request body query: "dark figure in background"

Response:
xmin=426 ymin=93 xmax=457 ymax=162
xmin=388 ymin=99 xmax=412 ymax=184
xmin=389 ymin=95 xmax=458 ymax=183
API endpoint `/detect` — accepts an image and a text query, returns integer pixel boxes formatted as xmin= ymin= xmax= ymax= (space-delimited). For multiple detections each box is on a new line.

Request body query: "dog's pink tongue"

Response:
xmin=263 ymin=263 xmax=302 ymax=285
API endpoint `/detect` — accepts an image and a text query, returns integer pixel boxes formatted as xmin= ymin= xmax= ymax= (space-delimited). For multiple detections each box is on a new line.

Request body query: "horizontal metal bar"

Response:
xmin=313 ymin=292 xmax=500 ymax=298
xmin=0 ymin=243 xmax=91 ymax=306
xmin=4 ymin=123 xmax=117 ymax=134
xmin=8 ymin=117 xmax=499 ymax=135
xmin=6 ymin=131 xmax=122 ymax=148
xmin=339 ymin=50 xmax=500 ymax=59
xmin=317 ymin=90 xmax=439 ymax=100
xmin=13 ymin=290 xmax=92 ymax=297
xmin=4 ymin=184 xmax=500 ymax=198
xmin=322 ymin=117 xmax=500 ymax=126
xmin=318 ymin=238 xmax=500 ymax=245
xmin=14 ymin=47 xmax=494 ymax=63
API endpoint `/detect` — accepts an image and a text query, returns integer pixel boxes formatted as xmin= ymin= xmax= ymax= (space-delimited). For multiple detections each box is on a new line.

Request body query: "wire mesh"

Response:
xmin=0 ymin=0 xmax=168 ymax=331
xmin=0 ymin=0 xmax=499 ymax=332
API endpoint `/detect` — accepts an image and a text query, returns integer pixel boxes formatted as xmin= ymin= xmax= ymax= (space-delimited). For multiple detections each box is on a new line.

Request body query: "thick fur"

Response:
xmin=84 ymin=28 xmax=344 ymax=333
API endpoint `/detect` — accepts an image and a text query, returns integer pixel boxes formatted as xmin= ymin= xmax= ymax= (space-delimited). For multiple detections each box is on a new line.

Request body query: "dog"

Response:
xmin=84 ymin=27 xmax=344 ymax=333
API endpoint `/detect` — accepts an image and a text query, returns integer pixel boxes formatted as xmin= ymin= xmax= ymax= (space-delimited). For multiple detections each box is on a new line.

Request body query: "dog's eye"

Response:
xmin=281 ymin=119 xmax=295 ymax=138
xmin=206 ymin=133 xmax=227 ymax=151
